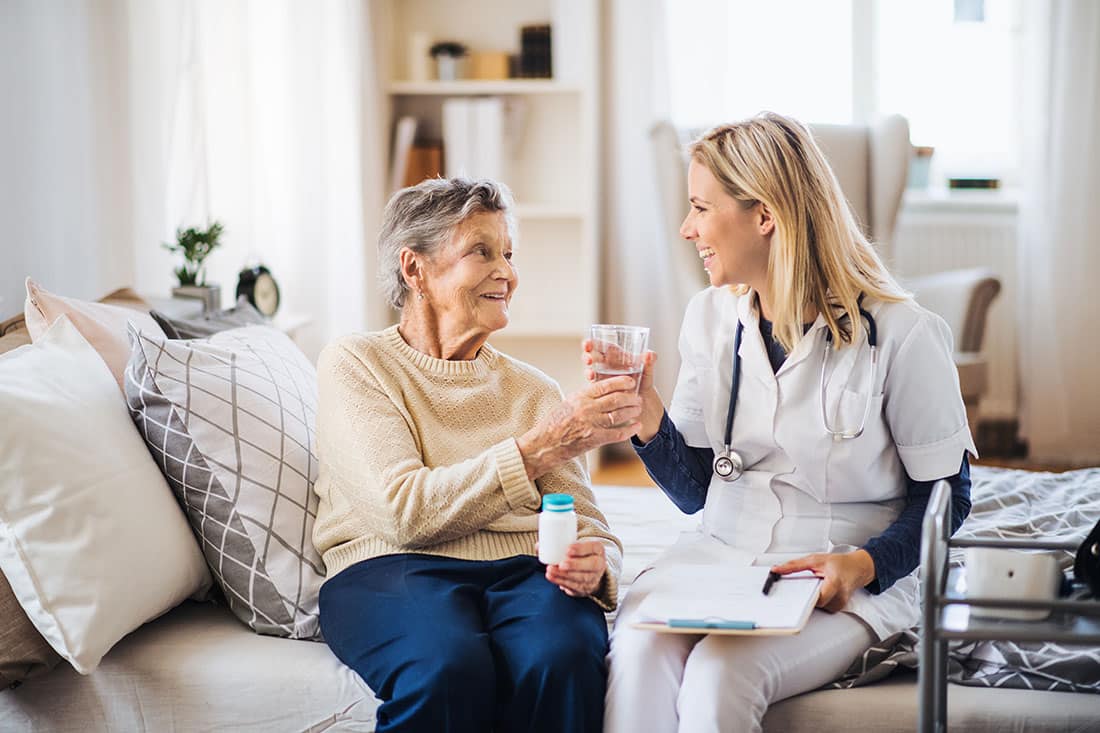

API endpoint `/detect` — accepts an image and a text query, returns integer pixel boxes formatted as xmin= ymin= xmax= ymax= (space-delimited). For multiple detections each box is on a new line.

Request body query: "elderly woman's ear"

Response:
xmin=399 ymin=247 xmax=423 ymax=301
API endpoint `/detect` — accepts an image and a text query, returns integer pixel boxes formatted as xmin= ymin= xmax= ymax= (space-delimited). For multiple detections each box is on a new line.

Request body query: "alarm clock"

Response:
xmin=236 ymin=265 xmax=281 ymax=317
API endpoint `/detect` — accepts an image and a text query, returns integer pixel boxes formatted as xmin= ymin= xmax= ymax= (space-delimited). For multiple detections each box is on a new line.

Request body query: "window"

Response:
xmin=664 ymin=0 xmax=1021 ymax=184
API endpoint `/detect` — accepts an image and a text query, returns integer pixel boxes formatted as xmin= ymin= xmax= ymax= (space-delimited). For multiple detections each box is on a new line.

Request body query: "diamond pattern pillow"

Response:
xmin=124 ymin=324 xmax=325 ymax=640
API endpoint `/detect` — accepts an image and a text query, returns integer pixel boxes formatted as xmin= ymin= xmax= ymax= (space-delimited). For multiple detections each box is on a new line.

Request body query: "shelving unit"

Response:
xmin=373 ymin=0 xmax=600 ymax=400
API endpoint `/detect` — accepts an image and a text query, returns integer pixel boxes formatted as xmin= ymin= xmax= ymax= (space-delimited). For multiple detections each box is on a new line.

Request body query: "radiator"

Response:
xmin=892 ymin=198 xmax=1019 ymax=420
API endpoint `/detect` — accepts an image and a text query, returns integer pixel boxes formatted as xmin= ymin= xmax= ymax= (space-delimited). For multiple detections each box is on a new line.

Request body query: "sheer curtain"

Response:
xmin=601 ymin=0 xmax=685 ymax=398
xmin=128 ymin=0 xmax=387 ymax=360
xmin=1017 ymin=1 xmax=1100 ymax=463
xmin=0 ymin=1 xmax=135 ymax=309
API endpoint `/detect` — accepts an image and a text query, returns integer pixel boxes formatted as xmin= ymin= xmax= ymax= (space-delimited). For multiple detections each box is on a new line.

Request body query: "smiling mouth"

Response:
xmin=481 ymin=293 xmax=508 ymax=302
xmin=698 ymin=248 xmax=716 ymax=269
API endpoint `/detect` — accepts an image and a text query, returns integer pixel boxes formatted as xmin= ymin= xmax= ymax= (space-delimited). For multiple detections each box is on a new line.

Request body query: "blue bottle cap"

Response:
xmin=542 ymin=493 xmax=574 ymax=512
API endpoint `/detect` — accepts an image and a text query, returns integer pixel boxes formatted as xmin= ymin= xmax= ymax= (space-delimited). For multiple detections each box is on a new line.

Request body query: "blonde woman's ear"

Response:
xmin=758 ymin=203 xmax=776 ymax=236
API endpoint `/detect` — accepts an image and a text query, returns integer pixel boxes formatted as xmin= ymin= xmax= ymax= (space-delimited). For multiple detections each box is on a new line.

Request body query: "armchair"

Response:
xmin=649 ymin=116 xmax=1001 ymax=427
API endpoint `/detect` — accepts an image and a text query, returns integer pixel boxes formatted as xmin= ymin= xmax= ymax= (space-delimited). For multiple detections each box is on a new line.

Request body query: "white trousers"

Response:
xmin=604 ymin=569 xmax=876 ymax=733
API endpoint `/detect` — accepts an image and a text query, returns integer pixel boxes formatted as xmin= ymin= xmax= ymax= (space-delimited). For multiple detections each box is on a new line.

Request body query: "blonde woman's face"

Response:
xmin=680 ymin=159 xmax=773 ymax=290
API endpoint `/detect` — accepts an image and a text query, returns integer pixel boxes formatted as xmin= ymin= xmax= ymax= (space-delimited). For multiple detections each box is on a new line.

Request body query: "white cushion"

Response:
xmin=124 ymin=324 xmax=325 ymax=639
xmin=0 ymin=316 xmax=211 ymax=674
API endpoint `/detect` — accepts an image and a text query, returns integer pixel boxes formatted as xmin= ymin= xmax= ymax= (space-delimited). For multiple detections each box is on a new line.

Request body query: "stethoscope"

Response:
xmin=713 ymin=304 xmax=879 ymax=481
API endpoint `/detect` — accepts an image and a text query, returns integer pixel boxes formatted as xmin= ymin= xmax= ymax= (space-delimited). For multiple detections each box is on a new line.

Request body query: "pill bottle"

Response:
xmin=538 ymin=493 xmax=577 ymax=565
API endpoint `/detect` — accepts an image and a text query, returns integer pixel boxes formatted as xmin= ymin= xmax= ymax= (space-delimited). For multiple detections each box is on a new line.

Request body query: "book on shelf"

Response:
xmin=390 ymin=115 xmax=444 ymax=190
xmin=403 ymin=143 xmax=443 ymax=187
xmin=389 ymin=116 xmax=417 ymax=192
xmin=441 ymin=97 xmax=507 ymax=182
xmin=519 ymin=24 xmax=552 ymax=78
xmin=948 ymin=177 xmax=1001 ymax=190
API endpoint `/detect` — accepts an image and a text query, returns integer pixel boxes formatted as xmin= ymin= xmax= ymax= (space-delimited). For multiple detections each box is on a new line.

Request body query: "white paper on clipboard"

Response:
xmin=634 ymin=566 xmax=821 ymax=632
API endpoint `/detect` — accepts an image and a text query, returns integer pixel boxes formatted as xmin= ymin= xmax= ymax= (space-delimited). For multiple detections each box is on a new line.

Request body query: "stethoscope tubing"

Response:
xmin=713 ymin=304 xmax=877 ymax=482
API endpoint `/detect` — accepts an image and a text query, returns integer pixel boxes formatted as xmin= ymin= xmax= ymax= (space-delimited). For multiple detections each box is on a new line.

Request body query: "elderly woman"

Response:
xmin=313 ymin=177 xmax=637 ymax=733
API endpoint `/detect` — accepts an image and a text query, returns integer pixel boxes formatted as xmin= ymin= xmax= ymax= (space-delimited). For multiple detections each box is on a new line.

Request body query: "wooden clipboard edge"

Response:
xmin=630 ymin=581 xmax=822 ymax=636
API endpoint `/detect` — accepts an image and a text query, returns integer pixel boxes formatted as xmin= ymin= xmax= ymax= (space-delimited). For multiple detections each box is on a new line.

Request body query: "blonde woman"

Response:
xmin=602 ymin=113 xmax=976 ymax=731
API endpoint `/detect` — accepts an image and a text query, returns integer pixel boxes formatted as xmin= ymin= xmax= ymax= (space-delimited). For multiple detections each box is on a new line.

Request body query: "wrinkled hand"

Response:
xmin=771 ymin=550 xmax=876 ymax=613
xmin=517 ymin=376 xmax=642 ymax=481
xmin=582 ymin=340 xmax=664 ymax=444
xmin=545 ymin=541 xmax=607 ymax=597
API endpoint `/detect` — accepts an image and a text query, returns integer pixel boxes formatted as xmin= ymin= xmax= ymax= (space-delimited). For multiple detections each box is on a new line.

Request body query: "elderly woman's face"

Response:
xmin=421 ymin=211 xmax=517 ymax=334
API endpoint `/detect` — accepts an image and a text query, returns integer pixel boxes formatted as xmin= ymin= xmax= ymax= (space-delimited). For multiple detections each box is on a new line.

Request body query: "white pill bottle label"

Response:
xmin=538 ymin=493 xmax=577 ymax=565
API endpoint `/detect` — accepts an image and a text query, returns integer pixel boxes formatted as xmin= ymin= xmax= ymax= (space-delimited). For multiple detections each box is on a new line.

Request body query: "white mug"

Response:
xmin=965 ymin=548 xmax=1061 ymax=621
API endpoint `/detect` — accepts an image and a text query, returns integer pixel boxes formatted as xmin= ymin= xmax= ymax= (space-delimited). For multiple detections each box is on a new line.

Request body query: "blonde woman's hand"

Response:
xmin=516 ymin=376 xmax=642 ymax=481
xmin=582 ymin=340 xmax=664 ymax=444
xmin=545 ymin=541 xmax=607 ymax=597
xmin=770 ymin=550 xmax=876 ymax=613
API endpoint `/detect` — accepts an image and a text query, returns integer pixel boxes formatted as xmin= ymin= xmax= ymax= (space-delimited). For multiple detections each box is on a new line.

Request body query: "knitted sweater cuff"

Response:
xmin=493 ymin=438 xmax=540 ymax=512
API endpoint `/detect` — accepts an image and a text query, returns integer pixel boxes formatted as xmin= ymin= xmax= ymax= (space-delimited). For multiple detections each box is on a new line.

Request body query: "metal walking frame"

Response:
xmin=918 ymin=481 xmax=1100 ymax=732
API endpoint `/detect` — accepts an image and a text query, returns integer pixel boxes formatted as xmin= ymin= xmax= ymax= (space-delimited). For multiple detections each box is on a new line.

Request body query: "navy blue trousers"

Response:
xmin=319 ymin=554 xmax=609 ymax=733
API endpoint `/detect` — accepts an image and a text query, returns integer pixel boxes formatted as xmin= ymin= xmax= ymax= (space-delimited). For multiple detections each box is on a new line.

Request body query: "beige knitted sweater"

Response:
xmin=312 ymin=325 xmax=623 ymax=610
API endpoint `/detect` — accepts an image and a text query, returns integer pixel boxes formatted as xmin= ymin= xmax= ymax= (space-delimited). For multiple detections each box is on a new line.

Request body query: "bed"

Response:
xmin=3 ymin=467 xmax=1098 ymax=731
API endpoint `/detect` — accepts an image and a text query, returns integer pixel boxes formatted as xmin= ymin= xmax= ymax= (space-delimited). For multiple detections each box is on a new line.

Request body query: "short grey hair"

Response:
xmin=378 ymin=177 xmax=517 ymax=309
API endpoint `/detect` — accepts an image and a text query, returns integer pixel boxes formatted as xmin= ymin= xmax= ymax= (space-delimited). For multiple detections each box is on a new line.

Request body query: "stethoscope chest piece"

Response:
xmin=713 ymin=448 xmax=744 ymax=481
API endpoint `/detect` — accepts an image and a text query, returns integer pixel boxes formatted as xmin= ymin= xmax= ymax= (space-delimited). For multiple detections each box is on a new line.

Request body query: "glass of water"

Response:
xmin=589 ymin=324 xmax=649 ymax=393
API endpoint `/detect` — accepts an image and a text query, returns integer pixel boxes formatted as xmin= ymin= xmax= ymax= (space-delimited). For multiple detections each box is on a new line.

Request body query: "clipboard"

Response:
xmin=631 ymin=566 xmax=822 ymax=636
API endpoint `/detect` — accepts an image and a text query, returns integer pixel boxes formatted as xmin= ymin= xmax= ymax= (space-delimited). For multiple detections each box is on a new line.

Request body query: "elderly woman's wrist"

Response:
xmin=516 ymin=431 xmax=554 ymax=481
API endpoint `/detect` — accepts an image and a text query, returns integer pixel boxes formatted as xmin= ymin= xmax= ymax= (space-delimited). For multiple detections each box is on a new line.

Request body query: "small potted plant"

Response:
xmin=163 ymin=221 xmax=225 ymax=312
xmin=429 ymin=41 xmax=467 ymax=81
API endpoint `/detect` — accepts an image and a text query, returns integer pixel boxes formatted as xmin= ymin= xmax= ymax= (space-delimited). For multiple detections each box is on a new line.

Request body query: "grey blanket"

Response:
xmin=832 ymin=466 xmax=1100 ymax=694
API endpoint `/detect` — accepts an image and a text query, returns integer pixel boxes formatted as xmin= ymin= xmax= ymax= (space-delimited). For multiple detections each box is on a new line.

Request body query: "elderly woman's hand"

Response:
xmin=582 ymin=339 xmax=664 ymax=445
xmin=545 ymin=541 xmax=607 ymax=597
xmin=516 ymin=376 xmax=642 ymax=480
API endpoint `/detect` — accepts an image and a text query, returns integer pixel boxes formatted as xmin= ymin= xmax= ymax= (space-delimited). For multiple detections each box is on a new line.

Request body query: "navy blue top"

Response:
xmin=632 ymin=316 xmax=972 ymax=594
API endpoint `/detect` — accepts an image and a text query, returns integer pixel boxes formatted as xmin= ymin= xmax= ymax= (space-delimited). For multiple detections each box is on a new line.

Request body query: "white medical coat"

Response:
xmin=660 ymin=287 xmax=977 ymax=640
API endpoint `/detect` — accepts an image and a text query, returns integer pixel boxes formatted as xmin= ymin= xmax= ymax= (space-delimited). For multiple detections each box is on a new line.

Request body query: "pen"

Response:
xmin=668 ymin=619 xmax=756 ymax=630
xmin=762 ymin=570 xmax=821 ymax=595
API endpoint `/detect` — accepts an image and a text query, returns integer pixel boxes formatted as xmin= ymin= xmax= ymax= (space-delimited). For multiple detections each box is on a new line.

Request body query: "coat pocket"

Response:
xmin=825 ymin=388 xmax=893 ymax=503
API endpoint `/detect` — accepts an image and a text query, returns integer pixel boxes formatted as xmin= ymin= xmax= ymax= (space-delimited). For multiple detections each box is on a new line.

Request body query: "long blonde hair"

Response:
xmin=688 ymin=112 xmax=908 ymax=352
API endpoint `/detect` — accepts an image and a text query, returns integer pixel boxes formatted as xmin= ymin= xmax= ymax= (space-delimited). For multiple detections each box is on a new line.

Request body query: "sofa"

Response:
xmin=2 ymin=287 xmax=1097 ymax=732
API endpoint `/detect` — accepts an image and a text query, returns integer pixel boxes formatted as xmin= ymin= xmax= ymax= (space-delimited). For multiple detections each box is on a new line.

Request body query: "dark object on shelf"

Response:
xmin=428 ymin=41 xmax=467 ymax=59
xmin=948 ymin=177 xmax=1001 ymax=190
xmin=236 ymin=265 xmax=281 ymax=317
xmin=518 ymin=24 xmax=552 ymax=78
xmin=1075 ymin=518 xmax=1100 ymax=597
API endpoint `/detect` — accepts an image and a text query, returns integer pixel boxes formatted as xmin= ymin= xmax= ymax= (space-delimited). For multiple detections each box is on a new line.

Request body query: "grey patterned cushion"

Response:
xmin=124 ymin=324 xmax=324 ymax=640
xmin=150 ymin=297 xmax=267 ymax=340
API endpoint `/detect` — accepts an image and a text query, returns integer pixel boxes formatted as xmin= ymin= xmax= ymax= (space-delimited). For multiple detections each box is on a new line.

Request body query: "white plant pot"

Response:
xmin=172 ymin=284 xmax=221 ymax=314
xmin=435 ymin=55 xmax=461 ymax=81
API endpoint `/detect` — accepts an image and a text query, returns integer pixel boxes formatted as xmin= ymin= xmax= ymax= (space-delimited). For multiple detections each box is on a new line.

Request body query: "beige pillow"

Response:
xmin=23 ymin=278 xmax=165 ymax=388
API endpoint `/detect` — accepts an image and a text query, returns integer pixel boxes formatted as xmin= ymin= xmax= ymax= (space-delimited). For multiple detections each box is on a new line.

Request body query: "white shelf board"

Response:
xmin=514 ymin=204 xmax=585 ymax=220
xmin=389 ymin=80 xmax=582 ymax=96
xmin=903 ymin=187 xmax=1020 ymax=215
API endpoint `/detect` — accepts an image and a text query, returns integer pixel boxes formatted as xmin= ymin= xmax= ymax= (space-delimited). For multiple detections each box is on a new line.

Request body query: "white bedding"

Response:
xmin=5 ymin=482 xmax=1095 ymax=732
xmin=0 ymin=485 xmax=677 ymax=733
xmin=0 ymin=601 xmax=377 ymax=732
